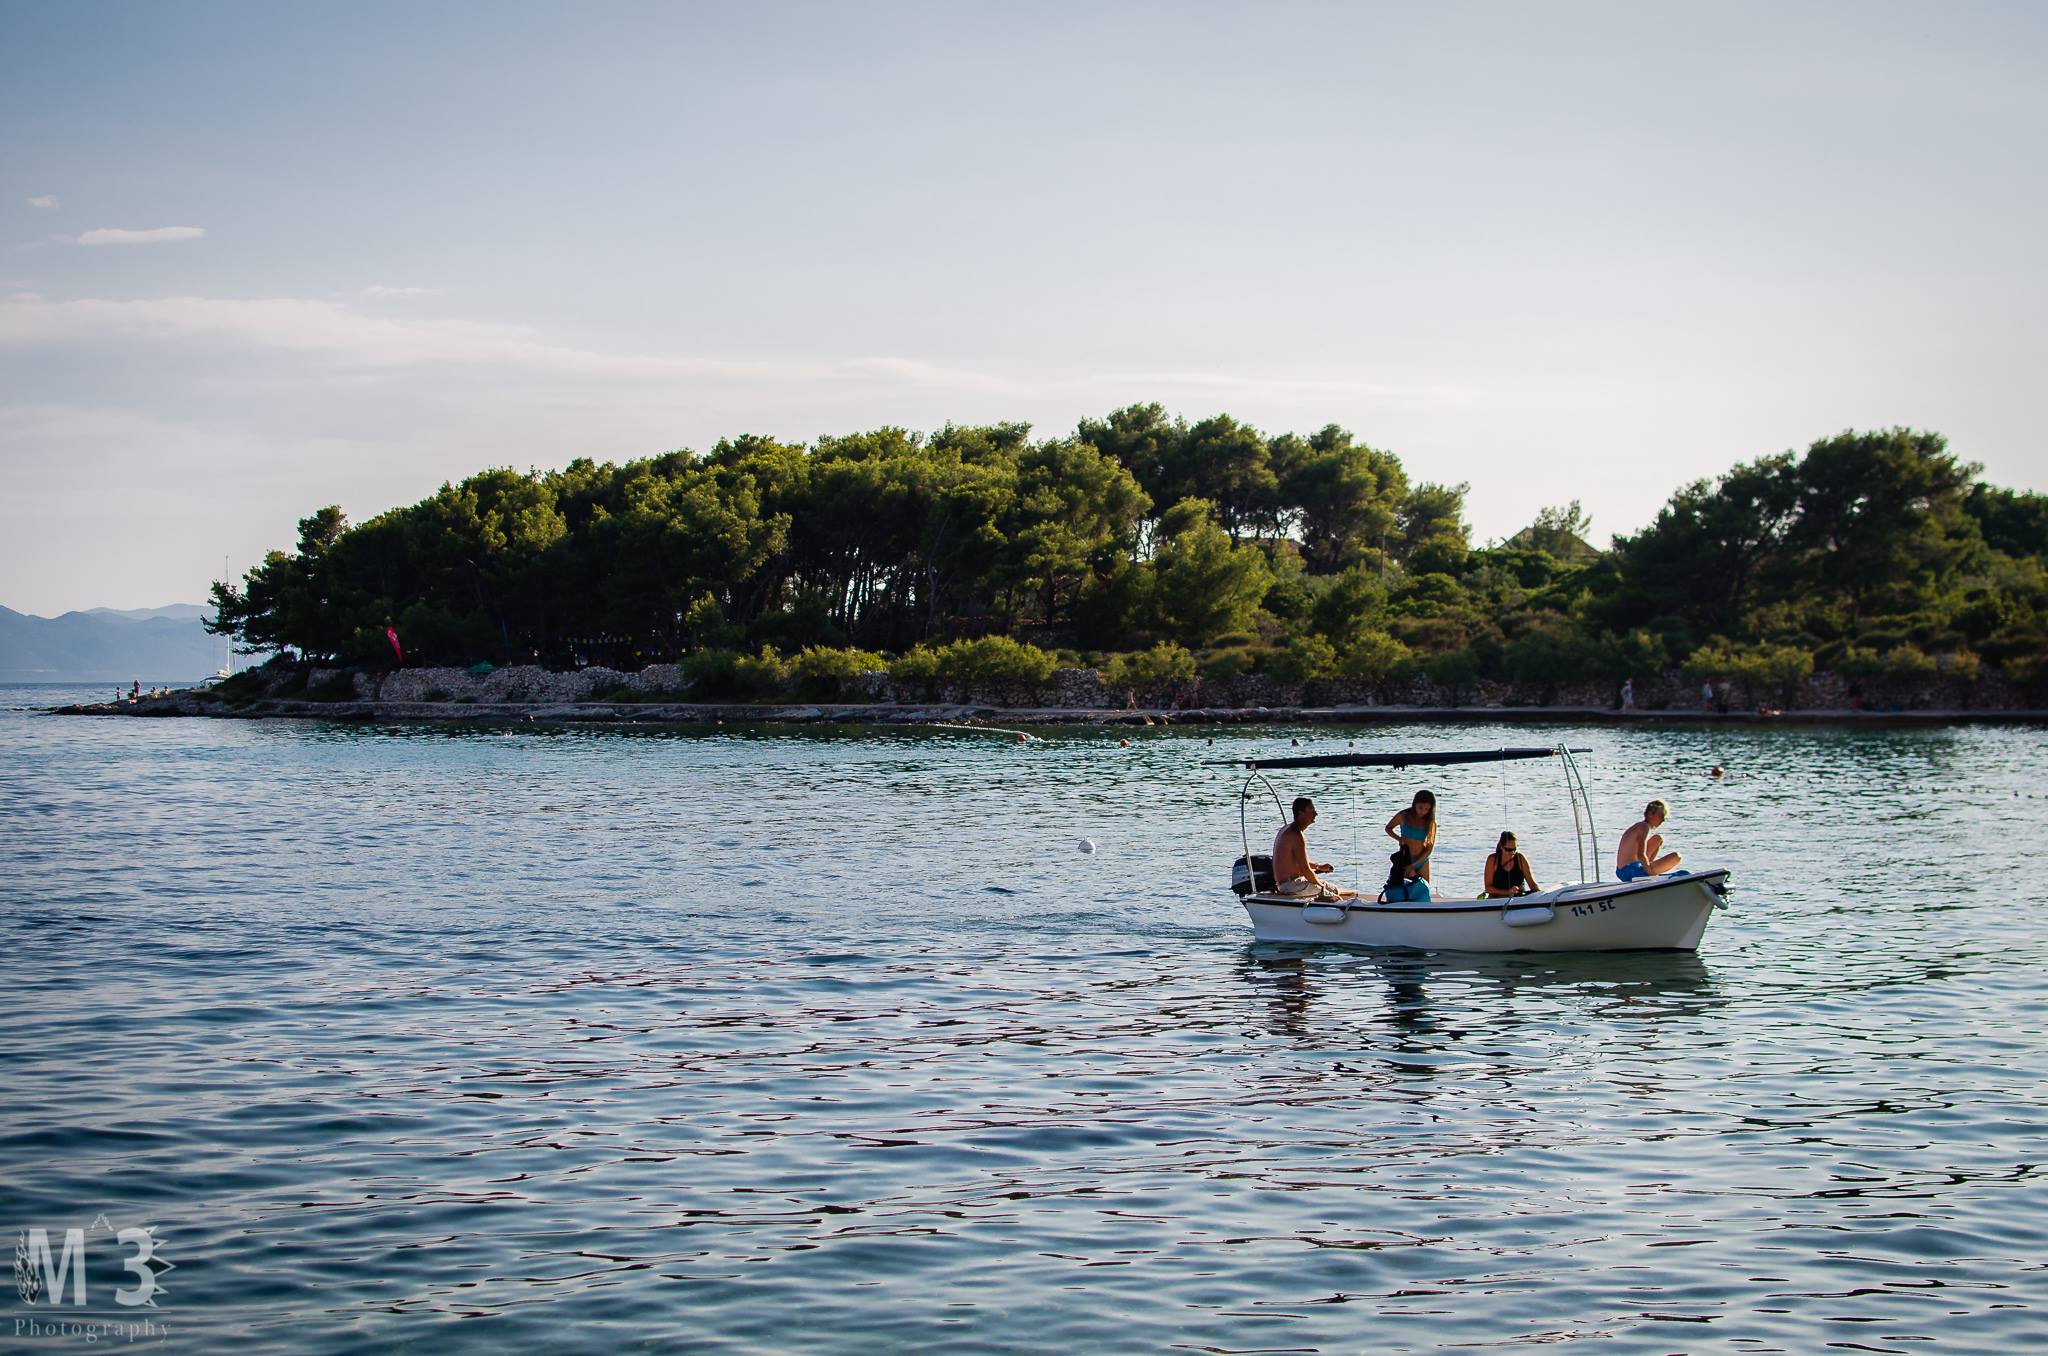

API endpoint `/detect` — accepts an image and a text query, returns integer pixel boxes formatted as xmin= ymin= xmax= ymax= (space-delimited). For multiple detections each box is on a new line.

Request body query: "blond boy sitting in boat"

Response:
xmin=1616 ymin=799 xmax=1683 ymax=881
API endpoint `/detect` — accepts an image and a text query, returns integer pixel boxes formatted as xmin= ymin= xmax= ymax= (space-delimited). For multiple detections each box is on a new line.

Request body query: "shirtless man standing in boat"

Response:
xmin=1616 ymin=798 xmax=1683 ymax=881
xmin=1273 ymin=797 xmax=1357 ymax=900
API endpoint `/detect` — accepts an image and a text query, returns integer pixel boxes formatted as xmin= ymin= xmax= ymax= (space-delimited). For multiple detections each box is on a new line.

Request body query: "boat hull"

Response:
xmin=1240 ymin=869 xmax=1728 ymax=952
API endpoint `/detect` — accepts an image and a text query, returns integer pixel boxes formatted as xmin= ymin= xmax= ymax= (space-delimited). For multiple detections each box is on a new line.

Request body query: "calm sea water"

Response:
xmin=4 ymin=683 xmax=2047 ymax=1353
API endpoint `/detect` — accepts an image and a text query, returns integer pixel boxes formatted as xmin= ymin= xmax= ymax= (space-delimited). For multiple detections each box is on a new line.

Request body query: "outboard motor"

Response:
xmin=1230 ymin=854 xmax=1276 ymax=895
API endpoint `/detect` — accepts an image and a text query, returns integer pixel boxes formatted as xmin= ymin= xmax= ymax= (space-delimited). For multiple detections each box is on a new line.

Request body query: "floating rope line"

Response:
xmin=922 ymin=722 xmax=1042 ymax=742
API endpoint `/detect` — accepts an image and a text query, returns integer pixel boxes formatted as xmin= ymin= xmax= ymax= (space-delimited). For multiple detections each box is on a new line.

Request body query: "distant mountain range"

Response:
xmin=0 ymin=603 xmax=247 ymax=682
xmin=80 ymin=604 xmax=213 ymax=624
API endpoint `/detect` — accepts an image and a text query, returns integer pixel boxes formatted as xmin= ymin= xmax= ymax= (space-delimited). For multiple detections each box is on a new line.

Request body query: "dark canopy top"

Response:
xmin=1224 ymin=747 xmax=1588 ymax=770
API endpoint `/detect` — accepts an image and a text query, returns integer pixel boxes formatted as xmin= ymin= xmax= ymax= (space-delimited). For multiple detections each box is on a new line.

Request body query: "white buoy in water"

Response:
xmin=1078 ymin=839 xmax=1097 ymax=854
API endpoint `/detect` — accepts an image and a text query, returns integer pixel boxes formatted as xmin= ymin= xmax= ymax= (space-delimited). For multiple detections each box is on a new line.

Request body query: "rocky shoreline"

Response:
xmin=52 ymin=659 xmax=2048 ymax=728
xmin=54 ymin=698 xmax=2048 ymax=726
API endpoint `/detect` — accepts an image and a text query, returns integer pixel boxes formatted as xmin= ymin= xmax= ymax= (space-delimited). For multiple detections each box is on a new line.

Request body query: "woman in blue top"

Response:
xmin=1384 ymin=789 xmax=1437 ymax=883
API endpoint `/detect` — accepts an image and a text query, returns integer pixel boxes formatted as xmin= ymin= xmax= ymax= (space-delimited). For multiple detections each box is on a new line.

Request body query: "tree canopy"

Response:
xmin=210 ymin=412 xmax=2048 ymax=692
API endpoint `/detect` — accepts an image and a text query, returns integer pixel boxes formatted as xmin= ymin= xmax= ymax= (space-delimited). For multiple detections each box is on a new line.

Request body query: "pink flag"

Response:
xmin=386 ymin=626 xmax=404 ymax=666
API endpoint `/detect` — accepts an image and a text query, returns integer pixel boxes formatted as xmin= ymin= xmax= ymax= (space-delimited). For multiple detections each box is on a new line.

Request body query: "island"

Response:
xmin=62 ymin=407 xmax=2048 ymax=723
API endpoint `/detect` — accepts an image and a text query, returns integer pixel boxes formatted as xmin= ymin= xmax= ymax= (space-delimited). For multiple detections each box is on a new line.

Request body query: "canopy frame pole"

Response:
xmin=1557 ymin=743 xmax=1600 ymax=882
xmin=1240 ymin=770 xmax=1285 ymax=891
xmin=1560 ymin=751 xmax=1586 ymax=882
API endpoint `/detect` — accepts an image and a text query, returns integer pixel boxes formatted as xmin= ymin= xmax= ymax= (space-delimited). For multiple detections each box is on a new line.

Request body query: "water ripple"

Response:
xmin=3 ymin=688 xmax=2047 ymax=1351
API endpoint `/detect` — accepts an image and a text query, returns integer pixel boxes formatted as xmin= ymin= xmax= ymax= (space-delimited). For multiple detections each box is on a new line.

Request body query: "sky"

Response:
xmin=3 ymin=0 xmax=2045 ymax=616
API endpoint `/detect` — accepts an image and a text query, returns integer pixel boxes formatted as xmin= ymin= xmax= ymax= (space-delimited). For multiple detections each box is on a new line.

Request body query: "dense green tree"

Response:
xmin=1146 ymin=498 xmax=1275 ymax=645
xmin=1311 ymin=564 xmax=1390 ymax=649
xmin=1076 ymin=403 xmax=1185 ymax=515
xmin=997 ymin=437 xmax=1149 ymax=627
xmin=1278 ymin=425 xmax=1408 ymax=570
xmin=1605 ymin=453 xmax=1800 ymax=636
xmin=1502 ymin=621 xmax=1609 ymax=701
xmin=1259 ymin=539 xmax=1313 ymax=622
xmin=207 ymin=407 xmax=2042 ymax=697
xmin=1786 ymin=429 xmax=1979 ymax=618
xmin=208 ymin=506 xmax=354 ymax=660
xmin=1965 ymin=484 xmax=2048 ymax=562
xmin=1167 ymin=414 xmax=1279 ymax=541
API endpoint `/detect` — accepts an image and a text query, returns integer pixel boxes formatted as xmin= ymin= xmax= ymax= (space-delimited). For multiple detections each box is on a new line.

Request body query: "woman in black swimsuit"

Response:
xmin=1482 ymin=832 xmax=1541 ymax=898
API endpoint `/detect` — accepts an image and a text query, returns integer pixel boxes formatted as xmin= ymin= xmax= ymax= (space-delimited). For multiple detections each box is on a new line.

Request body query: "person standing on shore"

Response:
xmin=1700 ymin=680 xmax=1715 ymax=711
xmin=1621 ymin=677 xmax=1635 ymax=710
xmin=1384 ymin=790 xmax=1436 ymax=883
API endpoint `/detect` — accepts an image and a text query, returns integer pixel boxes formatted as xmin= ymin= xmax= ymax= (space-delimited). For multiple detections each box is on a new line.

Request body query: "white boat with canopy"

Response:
xmin=1229 ymin=746 xmax=1729 ymax=952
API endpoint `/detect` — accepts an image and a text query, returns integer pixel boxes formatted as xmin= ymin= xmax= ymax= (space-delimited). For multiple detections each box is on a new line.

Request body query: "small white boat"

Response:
xmin=1228 ymin=746 xmax=1729 ymax=953
xmin=1240 ymin=869 xmax=1727 ymax=950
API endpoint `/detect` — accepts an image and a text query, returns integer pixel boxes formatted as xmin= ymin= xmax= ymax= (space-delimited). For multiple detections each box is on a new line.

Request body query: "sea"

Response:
xmin=3 ymin=681 xmax=2046 ymax=1353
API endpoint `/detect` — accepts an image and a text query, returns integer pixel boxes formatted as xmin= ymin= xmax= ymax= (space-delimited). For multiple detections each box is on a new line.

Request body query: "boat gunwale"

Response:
xmin=1241 ymin=867 xmax=1729 ymax=916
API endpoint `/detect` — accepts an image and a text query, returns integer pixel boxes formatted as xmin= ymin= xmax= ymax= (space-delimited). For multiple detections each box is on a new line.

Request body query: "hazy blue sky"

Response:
xmin=4 ymin=1 xmax=2044 ymax=615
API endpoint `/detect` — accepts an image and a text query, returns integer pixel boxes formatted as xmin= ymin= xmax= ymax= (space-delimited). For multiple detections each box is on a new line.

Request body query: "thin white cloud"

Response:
xmin=27 ymin=195 xmax=59 ymax=210
xmin=76 ymin=226 xmax=205 ymax=246
xmin=0 ymin=290 xmax=1499 ymax=614
xmin=0 ymin=292 xmax=1472 ymax=413
xmin=362 ymin=284 xmax=447 ymax=298
xmin=0 ymin=293 xmax=770 ymax=375
xmin=0 ymin=294 xmax=998 ymax=386
xmin=1086 ymin=369 xmax=1475 ymax=409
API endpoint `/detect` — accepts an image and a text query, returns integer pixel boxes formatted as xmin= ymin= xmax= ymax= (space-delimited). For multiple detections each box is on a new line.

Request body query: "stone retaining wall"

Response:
xmin=259 ymin=659 xmax=2040 ymax=712
xmin=365 ymin=663 xmax=687 ymax=704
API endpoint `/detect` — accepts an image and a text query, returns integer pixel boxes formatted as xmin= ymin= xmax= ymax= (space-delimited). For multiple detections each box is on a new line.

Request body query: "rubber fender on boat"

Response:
xmin=1502 ymin=904 xmax=1556 ymax=927
xmin=1300 ymin=904 xmax=1348 ymax=925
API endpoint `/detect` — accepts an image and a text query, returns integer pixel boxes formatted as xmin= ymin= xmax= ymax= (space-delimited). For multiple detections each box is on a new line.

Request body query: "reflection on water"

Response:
xmin=2 ymin=686 xmax=2046 ymax=1352
xmin=1236 ymin=946 xmax=1722 ymax=1054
